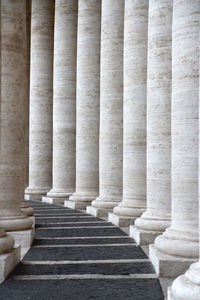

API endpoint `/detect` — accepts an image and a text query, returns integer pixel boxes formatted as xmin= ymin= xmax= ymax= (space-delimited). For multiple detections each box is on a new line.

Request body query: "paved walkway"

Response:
xmin=0 ymin=201 xmax=164 ymax=300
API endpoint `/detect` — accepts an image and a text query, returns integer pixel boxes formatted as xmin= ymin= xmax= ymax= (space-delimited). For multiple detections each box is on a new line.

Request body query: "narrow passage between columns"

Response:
xmin=0 ymin=201 xmax=164 ymax=300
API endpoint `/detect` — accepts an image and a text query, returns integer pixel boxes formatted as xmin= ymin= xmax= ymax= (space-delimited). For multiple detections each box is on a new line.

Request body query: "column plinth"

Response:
xmin=108 ymin=0 xmax=148 ymax=227
xmin=66 ymin=0 xmax=101 ymax=210
xmin=130 ymin=0 xmax=172 ymax=244
xmin=149 ymin=0 xmax=199 ymax=280
xmin=0 ymin=229 xmax=20 ymax=283
xmin=87 ymin=0 xmax=124 ymax=217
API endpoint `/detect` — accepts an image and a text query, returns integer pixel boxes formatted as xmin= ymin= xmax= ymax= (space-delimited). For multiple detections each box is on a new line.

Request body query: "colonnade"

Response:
xmin=0 ymin=0 xmax=200 ymax=298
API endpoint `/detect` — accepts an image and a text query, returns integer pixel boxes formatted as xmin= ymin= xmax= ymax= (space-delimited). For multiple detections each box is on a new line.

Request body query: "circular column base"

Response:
xmin=135 ymin=213 xmax=171 ymax=232
xmin=47 ymin=189 xmax=73 ymax=198
xmin=154 ymin=228 xmax=199 ymax=259
xmin=113 ymin=204 xmax=145 ymax=218
xmin=91 ymin=196 xmax=122 ymax=209
xmin=169 ymin=263 xmax=200 ymax=300
xmin=0 ymin=215 xmax=33 ymax=231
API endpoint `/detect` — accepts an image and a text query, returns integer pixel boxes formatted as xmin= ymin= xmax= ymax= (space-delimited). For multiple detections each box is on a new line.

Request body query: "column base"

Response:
xmin=21 ymin=205 xmax=34 ymax=216
xmin=42 ymin=196 xmax=67 ymax=205
xmin=149 ymin=244 xmax=196 ymax=278
xmin=130 ymin=225 xmax=162 ymax=245
xmin=65 ymin=201 xmax=91 ymax=210
xmin=86 ymin=206 xmax=113 ymax=217
xmin=0 ymin=246 xmax=21 ymax=283
xmin=168 ymin=276 xmax=200 ymax=300
xmin=108 ymin=212 xmax=136 ymax=227
xmin=9 ymin=228 xmax=34 ymax=259
xmin=25 ymin=194 xmax=44 ymax=201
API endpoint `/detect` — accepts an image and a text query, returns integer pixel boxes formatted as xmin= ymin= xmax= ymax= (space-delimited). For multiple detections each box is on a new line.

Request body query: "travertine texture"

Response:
xmin=25 ymin=0 xmax=54 ymax=199
xmin=90 ymin=0 xmax=124 ymax=214
xmin=110 ymin=0 xmax=148 ymax=226
xmin=132 ymin=0 xmax=172 ymax=241
xmin=167 ymin=1 xmax=200 ymax=298
xmin=21 ymin=0 xmax=34 ymax=216
xmin=0 ymin=0 xmax=33 ymax=231
xmin=66 ymin=0 xmax=101 ymax=208
xmin=47 ymin=0 xmax=77 ymax=200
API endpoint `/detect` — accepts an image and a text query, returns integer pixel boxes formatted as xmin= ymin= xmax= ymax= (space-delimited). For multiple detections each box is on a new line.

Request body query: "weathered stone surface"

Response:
xmin=47 ymin=0 xmax=77 ymax=201
xmin=25 ymin=0 xmax=54 ymax=199
xmin=134 ymin=0 xmax=172 ymax=242
xmin=67 ymin=0 xmax=101 ymax=208
xmin=112 ymin=0 xmax=148 ymax=225
xmin=91 ymin=0 xmax=124 ymax=213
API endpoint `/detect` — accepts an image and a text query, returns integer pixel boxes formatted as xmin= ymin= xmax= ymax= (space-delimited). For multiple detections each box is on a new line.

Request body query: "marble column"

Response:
xmin=21 ymin=0 xmax=34 ymax=216
xmin=130 ymin=0 xmax=172 ymax=244
xmin=0 ymin=0 xmax=34 ymax=258
xmin=150 ymin=0 xmax=199 ymax=279
xmin=109 ymin=0 xmax=148 ymax=227
xmin=65 ymin=0 xmax=101 ymax=210
xmin=25 ymin=0 xmax=54 ymax=201
xmin=87 ymin=0 xmax=124 ymax=218
xmin=43 ymin=0 xmax=77 ymax=205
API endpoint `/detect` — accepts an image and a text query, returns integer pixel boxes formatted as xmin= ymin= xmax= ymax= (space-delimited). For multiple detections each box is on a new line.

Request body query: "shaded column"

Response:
xmin=0 ymin=0 xmax=33 ymax=258
xmin=25 ymin=0 xmax=54 ymax=200
xmin=21 ymin=0 xmax=34 ymax=216
xmin=43 ymin=0 xmax=77 ymax=205
xmin=109 ymin=0 xmax=148 ymax=226
xmin=65 ymin=0 xmax=101 ymax=210
xmin=130 ymin=0 xmax=172 ymax=244
xmin=150 ymin=0 xmax=199 ymax=279
xmin=87 ymin=0 xmax=124 ymax=217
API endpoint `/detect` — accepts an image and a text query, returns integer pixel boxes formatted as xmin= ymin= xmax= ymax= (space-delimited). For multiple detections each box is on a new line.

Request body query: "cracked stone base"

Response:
xmin=42 ymin=197 xmax=68 ymax=205
xmin=108 ymin=212 xmax=136 ymax=227
xmin=149 ymin=244 xmax=196 ymax=278
xmin=0 ymin=246 xmax=21 ymax=283
xmin=25 ymin=194 xmax=44 ymax=201
xmin=129 ymin=225 xmax=162 ymax=245
xmin=64 ymin=201 xmax=91 ymax=210
xmin=86 ymin=206 xmax=113 ymax=217
xmin=9 ymin=228 xmax=34 ymax=259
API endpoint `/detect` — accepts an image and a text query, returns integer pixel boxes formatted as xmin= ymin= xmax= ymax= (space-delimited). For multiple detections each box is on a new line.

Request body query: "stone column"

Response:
xmin=87 ymin=0 xmax=124 ymax=217
xmin=65 ymin=0 xmax=101 ymax=210
xmin=0 ymin=0 xmax=33 ymax=258
xmin=130 ymin=0 xmax=172 ymax=244
xmin=108 ymin=0 xmax=148 ymax=227
xmin=43 ymin=0 xmax=77 ymax=205
xmin=25 ymin=0 xmax=54 ymax=201
xmin=149 ymin=0 xmax=199 ymax=279
xmin=21 ymin=0 xmax=34 ymax=216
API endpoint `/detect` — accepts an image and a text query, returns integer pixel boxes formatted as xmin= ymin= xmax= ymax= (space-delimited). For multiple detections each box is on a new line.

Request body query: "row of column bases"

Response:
xmin=0 ymin=0 xmax=199 ymax=299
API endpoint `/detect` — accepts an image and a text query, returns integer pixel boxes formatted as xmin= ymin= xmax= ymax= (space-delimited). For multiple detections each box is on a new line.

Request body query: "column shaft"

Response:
xmin=150 ymin=0 xmax=199 ymax=279
xmin=43 ymin=0 xmax=77 ymax=205
xmin=66 ymin=0 xmax=101 ymax=210
xmin=131 ymin=0 xmax=172 ymax=244
xmin=88 ymin=0 xmax=124 ymax=217
xmin=25 ymin=0 xmax=54 ymax=200
xmin=109 ymin=0 xmax=148 ymax=226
